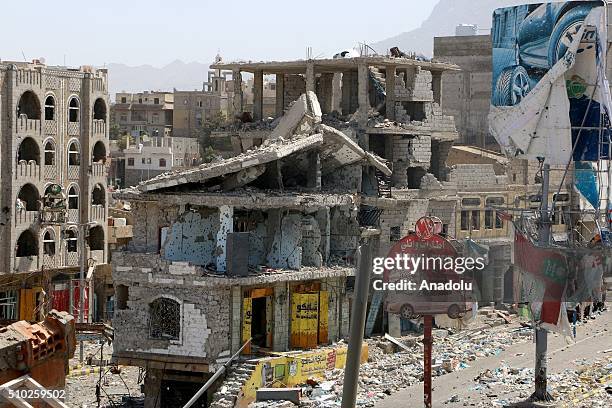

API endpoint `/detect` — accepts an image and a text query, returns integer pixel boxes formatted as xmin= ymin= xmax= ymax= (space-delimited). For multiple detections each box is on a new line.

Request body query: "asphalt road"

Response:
xmin=376 ymin=309 xmax=612 ymax=408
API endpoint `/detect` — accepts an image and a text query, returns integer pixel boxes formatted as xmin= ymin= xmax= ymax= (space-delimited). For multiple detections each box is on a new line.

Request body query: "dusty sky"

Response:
xmin=1 ymin=0 xmax=438 ymax=67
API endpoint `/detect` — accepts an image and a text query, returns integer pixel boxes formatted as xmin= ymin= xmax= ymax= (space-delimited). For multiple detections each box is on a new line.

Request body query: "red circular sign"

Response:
xmin=415 ymin=217 xmax=435 ymax=240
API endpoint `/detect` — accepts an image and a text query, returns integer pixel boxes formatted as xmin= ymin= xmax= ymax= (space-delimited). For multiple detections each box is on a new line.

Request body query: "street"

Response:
xmin=376 ymin=309 xmax=612 ymax=407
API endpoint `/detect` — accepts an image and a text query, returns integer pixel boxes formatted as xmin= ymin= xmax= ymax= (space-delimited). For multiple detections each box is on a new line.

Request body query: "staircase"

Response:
xmin=210 ymin=362 xmax=257 ymax=408
xmin=369 ymin=67 xmax=387 ymax=109
xmin=376 ymin=169 xmax=392 ymax=198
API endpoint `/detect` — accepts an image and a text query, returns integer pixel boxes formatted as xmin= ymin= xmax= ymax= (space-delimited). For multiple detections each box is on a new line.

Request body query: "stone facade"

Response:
xmin=0 ymin=61 xmax=109 ymax=321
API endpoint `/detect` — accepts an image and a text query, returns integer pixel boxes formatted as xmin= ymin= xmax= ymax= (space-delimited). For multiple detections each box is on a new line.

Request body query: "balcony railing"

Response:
xmin=68 ymin=122 xmax=80 ymax=136
xmin=91 ymin=162 xmax=106 ymax=178
xmin=44 ymin=120 xmax=57 ymax=135
xmin=15 ymin=210 xmax=38 ymax=226
xmin=16 ymin=115 xmax=41 ymax=135
xmin=15 ymin=256 xmax=39 ymax=272
xmin=91 ymin=205 xmax=105 ymax=222
xmin=67 ymin=209 xmax=79 ymax=223
xmin=93 ymin=120 xmax=106 ymax=137
xmin=68 ymin=165 xmax=80 ymax=180
xmin=65 ymin=251 xmax=79 ymax=267
xmin=44 ymin=165 xmax=57 ymax=180
xmin=16 ymin=161 xmax=40 ymax=179
xmin=43 ymin=254 xmax=60 ymax=268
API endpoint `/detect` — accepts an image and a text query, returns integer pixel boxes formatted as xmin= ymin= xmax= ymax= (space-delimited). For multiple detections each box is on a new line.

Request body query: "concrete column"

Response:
xmin=215 ymin=205 xmax=234 ymax=272
xmin=385 ymin=66 xmax=397 ymax=121
xmin=306 ymin=62 xmax=315 ymax=93
xmin=306 ymin=151 xmax=321 ymax=191
xmin=144 ymin=368 xmax=163 ymax=408
xmin=388 ymin=313 xmax=402 ymax=337
xmin=275 ymin=73 xmax=285 ymax=117
xmin=332 ymin=72 xmax=342 ymax=113
xmin=357 ymin=64 xmax=369 ymax=129
xmin=272 ymin=282 xmax=290 ymax=351
xmin=232 ymin=69 xmax=242 ymax=116
xmin=253 ymin=70 xmax=263 ymax=121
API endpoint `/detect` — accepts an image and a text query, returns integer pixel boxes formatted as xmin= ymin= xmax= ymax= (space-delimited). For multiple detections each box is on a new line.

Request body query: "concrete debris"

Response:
xmin=249 ymin=315 xmax=533 ymax=407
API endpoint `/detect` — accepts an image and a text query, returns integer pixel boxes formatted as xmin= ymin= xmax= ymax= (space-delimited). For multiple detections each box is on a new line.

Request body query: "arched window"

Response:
xmin=88 ymin=225 xmax=104 ymax=250
xmin=68 ymin=97 xmax=79 ymax=123
xmin=68 ymin=186 xmax=79 ymax=209
xmin=17 ymin=137 xmax=40 ymax=164
xmin=149 ymin=297 xmax=180 ymax=339
xmin=44 ymin=96 xmax=55 ymax=120
xmin=92 ymin=141 xmax=106 ymax=163
xmin=17 ymin=184 xmax=40 ymax=211
xmin=44 ymin=140 xmax=56 ymax=165
xmin=43 ymin=230 xmax=56 ymax=256
xmin=93 ymin=98 xmax=107 ymax=121
xmin=16 ymin=230 xmax=38 ymax=257
xmin=65 ymin=229 xmax=78 ymax=253
xmin=17 ymin=91 xmax=41 ymax=120
xmin=92 ymin=184 xmax=105 ymax=206
xmin=68 ymin=141 xmax=80 ymax=165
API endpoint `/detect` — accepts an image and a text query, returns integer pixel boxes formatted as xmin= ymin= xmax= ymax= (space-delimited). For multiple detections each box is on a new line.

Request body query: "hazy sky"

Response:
xmin=1 ymin=0 xmax=438 ymax=67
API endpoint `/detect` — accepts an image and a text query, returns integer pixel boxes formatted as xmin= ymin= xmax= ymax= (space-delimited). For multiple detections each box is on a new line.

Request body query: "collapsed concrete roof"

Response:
xmin=210 ymin=56 xmax=459 ymax=74
xmin=134 ymin=92 xmax=391 ymax=193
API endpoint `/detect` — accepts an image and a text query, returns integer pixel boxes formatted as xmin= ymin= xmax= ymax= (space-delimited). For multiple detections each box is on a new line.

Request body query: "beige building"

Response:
xmin=0 ymin=61 xmax=109 ymax=322
xmin=112 ymin=91 xmax=174 ymax=137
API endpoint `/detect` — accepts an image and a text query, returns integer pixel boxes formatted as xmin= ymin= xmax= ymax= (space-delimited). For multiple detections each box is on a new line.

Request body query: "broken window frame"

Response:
xmin=484 ymin=209 xmax=494 ymax=230
xmin=17 ymin=183 xmax=40 ymax=211
xmin=16 ymin=229 xmax=38 ymax=257
xmin=471 ymin=210 xmax=481 ymax=231
xmin=159 ymin=158 xmax=166 ymax=168
xmin=148 ymin=297 xmax=181 ymax=341
xmin=0 ymin=290 xmax=17 ymax=321
xmin=460 ymin=210 xmax=470 ymax=231
xmin=17 ymin=137 xmax=40 ymax=164
xmin=93 ymin=98 xmax=107 ymax=121
xmin=88 ymin=225 xmax=105 ymax=251
xmin=65 ymin=228 xmax=78 ymax=253
xmin=92 ymin=141 xmax=107 ymax=163
xmin=17 ymin=91 xmax=41 ymax=120
xmin=91 ymin=184 xmax=106 ymax=206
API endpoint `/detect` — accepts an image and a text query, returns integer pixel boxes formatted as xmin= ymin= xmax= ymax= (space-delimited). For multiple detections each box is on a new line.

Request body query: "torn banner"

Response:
xmin=489 ymin=1 xmax=611 ymax=165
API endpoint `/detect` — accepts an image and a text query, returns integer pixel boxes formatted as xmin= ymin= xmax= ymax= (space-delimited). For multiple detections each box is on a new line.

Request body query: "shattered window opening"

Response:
xmin=92 ymin=184 xmax=106 ymax=206
xmin=149 ymin=297 xmax=180 ymax=340
xmin=0 ymin=290 xmax=18 ymax=321
xmin=65 ymin=229 xmax=78 ymax=253
xmin=92 ymin=141 xmax=106 ymax=163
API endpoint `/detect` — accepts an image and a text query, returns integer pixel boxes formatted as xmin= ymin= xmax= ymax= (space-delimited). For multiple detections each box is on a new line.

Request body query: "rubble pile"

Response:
xmin=249 ymin=315 xmax=532 ymax=407
xmin=471 ymin=357 xmax=612 ymax=407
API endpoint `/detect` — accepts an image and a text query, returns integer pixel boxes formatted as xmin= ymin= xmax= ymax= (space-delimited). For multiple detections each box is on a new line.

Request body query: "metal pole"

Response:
xmin=183 ymin=338 xmax=252 ymax=408
xmin=79 ymin=223 xmax=86 ymax=363
xmin=532 ymin=163 xmax=552 ymax=402
xmin=341 ymin=241 xmax=372 ymax=408
xmin=423 ymin=315 xmax=433 ymax=408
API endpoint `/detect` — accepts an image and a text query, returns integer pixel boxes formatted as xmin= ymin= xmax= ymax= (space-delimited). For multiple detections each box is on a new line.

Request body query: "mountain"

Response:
xmin=371 ymin=0 xmax=528 ymax=57
xmin=106 ymin=60 xmax=210 ymax=97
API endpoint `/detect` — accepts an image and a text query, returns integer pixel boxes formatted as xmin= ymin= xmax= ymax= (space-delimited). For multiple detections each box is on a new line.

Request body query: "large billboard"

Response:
xmin=489 ymin=1 xmax=611 ymax=164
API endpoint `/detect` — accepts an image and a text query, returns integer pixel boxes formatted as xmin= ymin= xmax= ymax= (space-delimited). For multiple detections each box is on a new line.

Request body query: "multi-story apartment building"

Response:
xmin=0 ymin=61 xmax=109 ymax=323
xmin=112 ymin=91 xmax=174 ymax=137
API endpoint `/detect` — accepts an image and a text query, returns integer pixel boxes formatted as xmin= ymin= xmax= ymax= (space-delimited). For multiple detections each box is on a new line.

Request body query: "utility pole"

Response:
xmin=341 ymin=241 xmax=372 ymax=408
xmin=532 ymin=162 xmax=552 ymax=402
xmin=78 ymin=222 xmax=86 ymax=363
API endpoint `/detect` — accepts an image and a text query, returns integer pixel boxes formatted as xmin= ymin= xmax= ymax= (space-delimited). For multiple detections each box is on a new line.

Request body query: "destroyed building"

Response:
xmin=0 ymin=60 xmax=109 ymax=323
xmin=111 ymin=91 xmax=392 ymax=407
